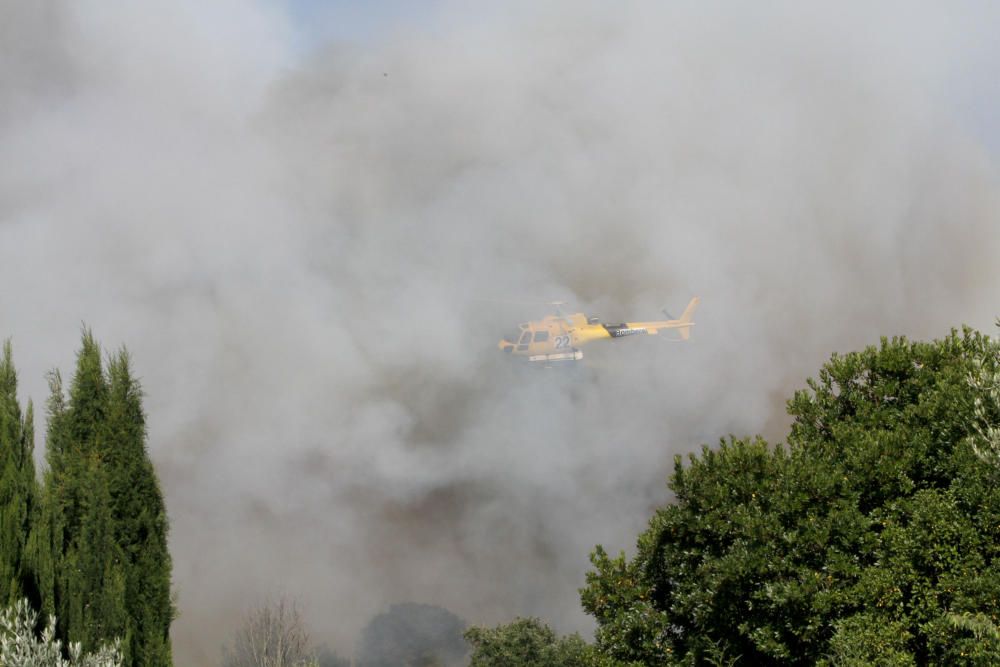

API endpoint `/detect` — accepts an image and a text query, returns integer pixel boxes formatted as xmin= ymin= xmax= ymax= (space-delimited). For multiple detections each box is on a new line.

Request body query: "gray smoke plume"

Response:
xmin=3 ymin=2 xmax=1000 ymax=663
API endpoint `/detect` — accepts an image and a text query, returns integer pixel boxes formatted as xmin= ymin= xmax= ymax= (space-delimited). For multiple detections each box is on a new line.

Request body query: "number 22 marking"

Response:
xmin=554 ymin=335 xmax=571 ymax=349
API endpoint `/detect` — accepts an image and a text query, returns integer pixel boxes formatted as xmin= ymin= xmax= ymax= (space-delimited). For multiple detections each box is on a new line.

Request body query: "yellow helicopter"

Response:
xmin=498 ymin=297 xmax=699 ymax=363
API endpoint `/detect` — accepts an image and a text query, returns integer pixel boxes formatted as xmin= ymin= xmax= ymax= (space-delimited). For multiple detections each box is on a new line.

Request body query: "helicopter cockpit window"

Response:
xmin=518 ymin=331 xmax=532 ymax=345
xmin=533 ymin=331 xmax=549 ymax=342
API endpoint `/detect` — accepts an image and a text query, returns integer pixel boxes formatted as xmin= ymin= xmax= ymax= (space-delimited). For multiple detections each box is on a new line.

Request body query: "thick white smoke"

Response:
xmin=3 ymin=2 xmax=1000 ymax=663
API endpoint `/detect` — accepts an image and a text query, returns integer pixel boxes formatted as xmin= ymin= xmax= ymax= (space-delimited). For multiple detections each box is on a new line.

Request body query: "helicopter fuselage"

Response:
xmin=497 ymin=297 xmax=698 ymax=363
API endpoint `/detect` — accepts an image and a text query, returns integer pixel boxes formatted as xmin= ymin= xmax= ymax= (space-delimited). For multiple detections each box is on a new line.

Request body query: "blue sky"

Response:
xmin=286 ymin=0 xmax=443 ymax=47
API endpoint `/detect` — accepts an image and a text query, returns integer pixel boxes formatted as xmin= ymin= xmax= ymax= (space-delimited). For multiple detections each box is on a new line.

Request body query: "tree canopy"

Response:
xmin=0 ymin=341 xmax=38 ymax=609
xmin=9 ymin=331 xmax=175 ymax=665
xmin=582 ymin=329 xmax=1000 ymax=665
xmin=356 ymin=603 xmax=467 ymax=667
xmin=465 ymin=617 xmax=593 ymax=667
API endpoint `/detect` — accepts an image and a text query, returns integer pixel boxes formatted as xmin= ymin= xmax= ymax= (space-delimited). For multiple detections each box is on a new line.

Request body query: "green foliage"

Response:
xmin=105 ymin=351 xmax=173 ymax=666
xmin=356 ymin=603 xmax=467 ymax=667
xmin=65 ymin=459 xmax=128 ymax=651
xmin=0 ymin=341 xmax=39 ymax=609
xmin=967 ymin=336 xmax=1000 ymax=468
xmin=465 ymin=617 xmax=593 ymax=667
xmin=0 ymin=598 xmax=122 ymax=667
xmin=945 ymin=609 xmax=1000 ymax=663
xmin=947 ymin=611 xmax=1000 ymax=640
xmin=582 ymin=330 xmax=1000 ymax=665
xmin=822 ymin=613 xmax=915 ymax=666
xmin=41 ymin=331 xmax=173 ymax=665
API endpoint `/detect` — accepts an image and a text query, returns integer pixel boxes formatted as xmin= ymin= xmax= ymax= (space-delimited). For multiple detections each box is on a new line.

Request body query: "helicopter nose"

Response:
xmin=498 ymin=340 xmax=514 ymax=352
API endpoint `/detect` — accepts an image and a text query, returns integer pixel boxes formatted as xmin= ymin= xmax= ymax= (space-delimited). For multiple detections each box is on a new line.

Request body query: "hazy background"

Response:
xmin=3 ymin=1 xmax=1000 ymax=663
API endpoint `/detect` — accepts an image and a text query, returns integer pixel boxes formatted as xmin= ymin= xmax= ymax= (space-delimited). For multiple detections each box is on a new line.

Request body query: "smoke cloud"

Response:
xmin=3 ymin=2 xmax=1000 ymax=663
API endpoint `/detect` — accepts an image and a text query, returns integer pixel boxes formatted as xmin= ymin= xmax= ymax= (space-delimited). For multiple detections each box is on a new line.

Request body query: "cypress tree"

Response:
xmin=68 ymin=456 xmax=128 ymax=652
xmin=0 ymin=340 xmax=39 ymax=608
xmin=27 ymin=472 xmax=57 ymax=621
xmin=44 ymin=333 xmax=106 ymax=562
xmin=43 ymin=332 xmax=126 ymax=653
xmin=67 ymin=331 xmax=108 ymax=457
xmin=105 ymin=349 xmax=173 ymax=666
xmin=33 ymin=368 xmax=70 ymax=624
xmin=41 ymin=332 xmax=173 ymax=665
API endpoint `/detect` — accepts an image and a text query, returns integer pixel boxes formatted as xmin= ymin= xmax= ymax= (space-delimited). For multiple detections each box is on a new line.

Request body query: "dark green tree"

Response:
xmin=356 ymin=603 xmax=467 ymax=667
xmin=0 ymin=341 xmax=39 ymax=608
xmin=105 ymin=350 xmax=173 ymax=666
xmin=44 ymin=333 xmax=128 ymax=654
xmin=582 ymin=330 xmax=1000 ymax=665
xmin=42 ymin=331 xmax=173 ymax=665
xmin=62 ymin=457 xmax=128 ymax=651
xmin=31 ymin=368 xmax=69 ymax=622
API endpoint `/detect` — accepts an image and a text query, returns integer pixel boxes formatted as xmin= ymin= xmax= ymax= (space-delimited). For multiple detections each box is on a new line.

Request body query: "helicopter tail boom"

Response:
xmin=622 ymin=297 xmax=699 ymax=339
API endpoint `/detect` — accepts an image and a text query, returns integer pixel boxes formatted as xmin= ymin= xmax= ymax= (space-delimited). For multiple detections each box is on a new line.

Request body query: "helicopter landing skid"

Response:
xmin=528 ymin=350 xmax=583 ymax=363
